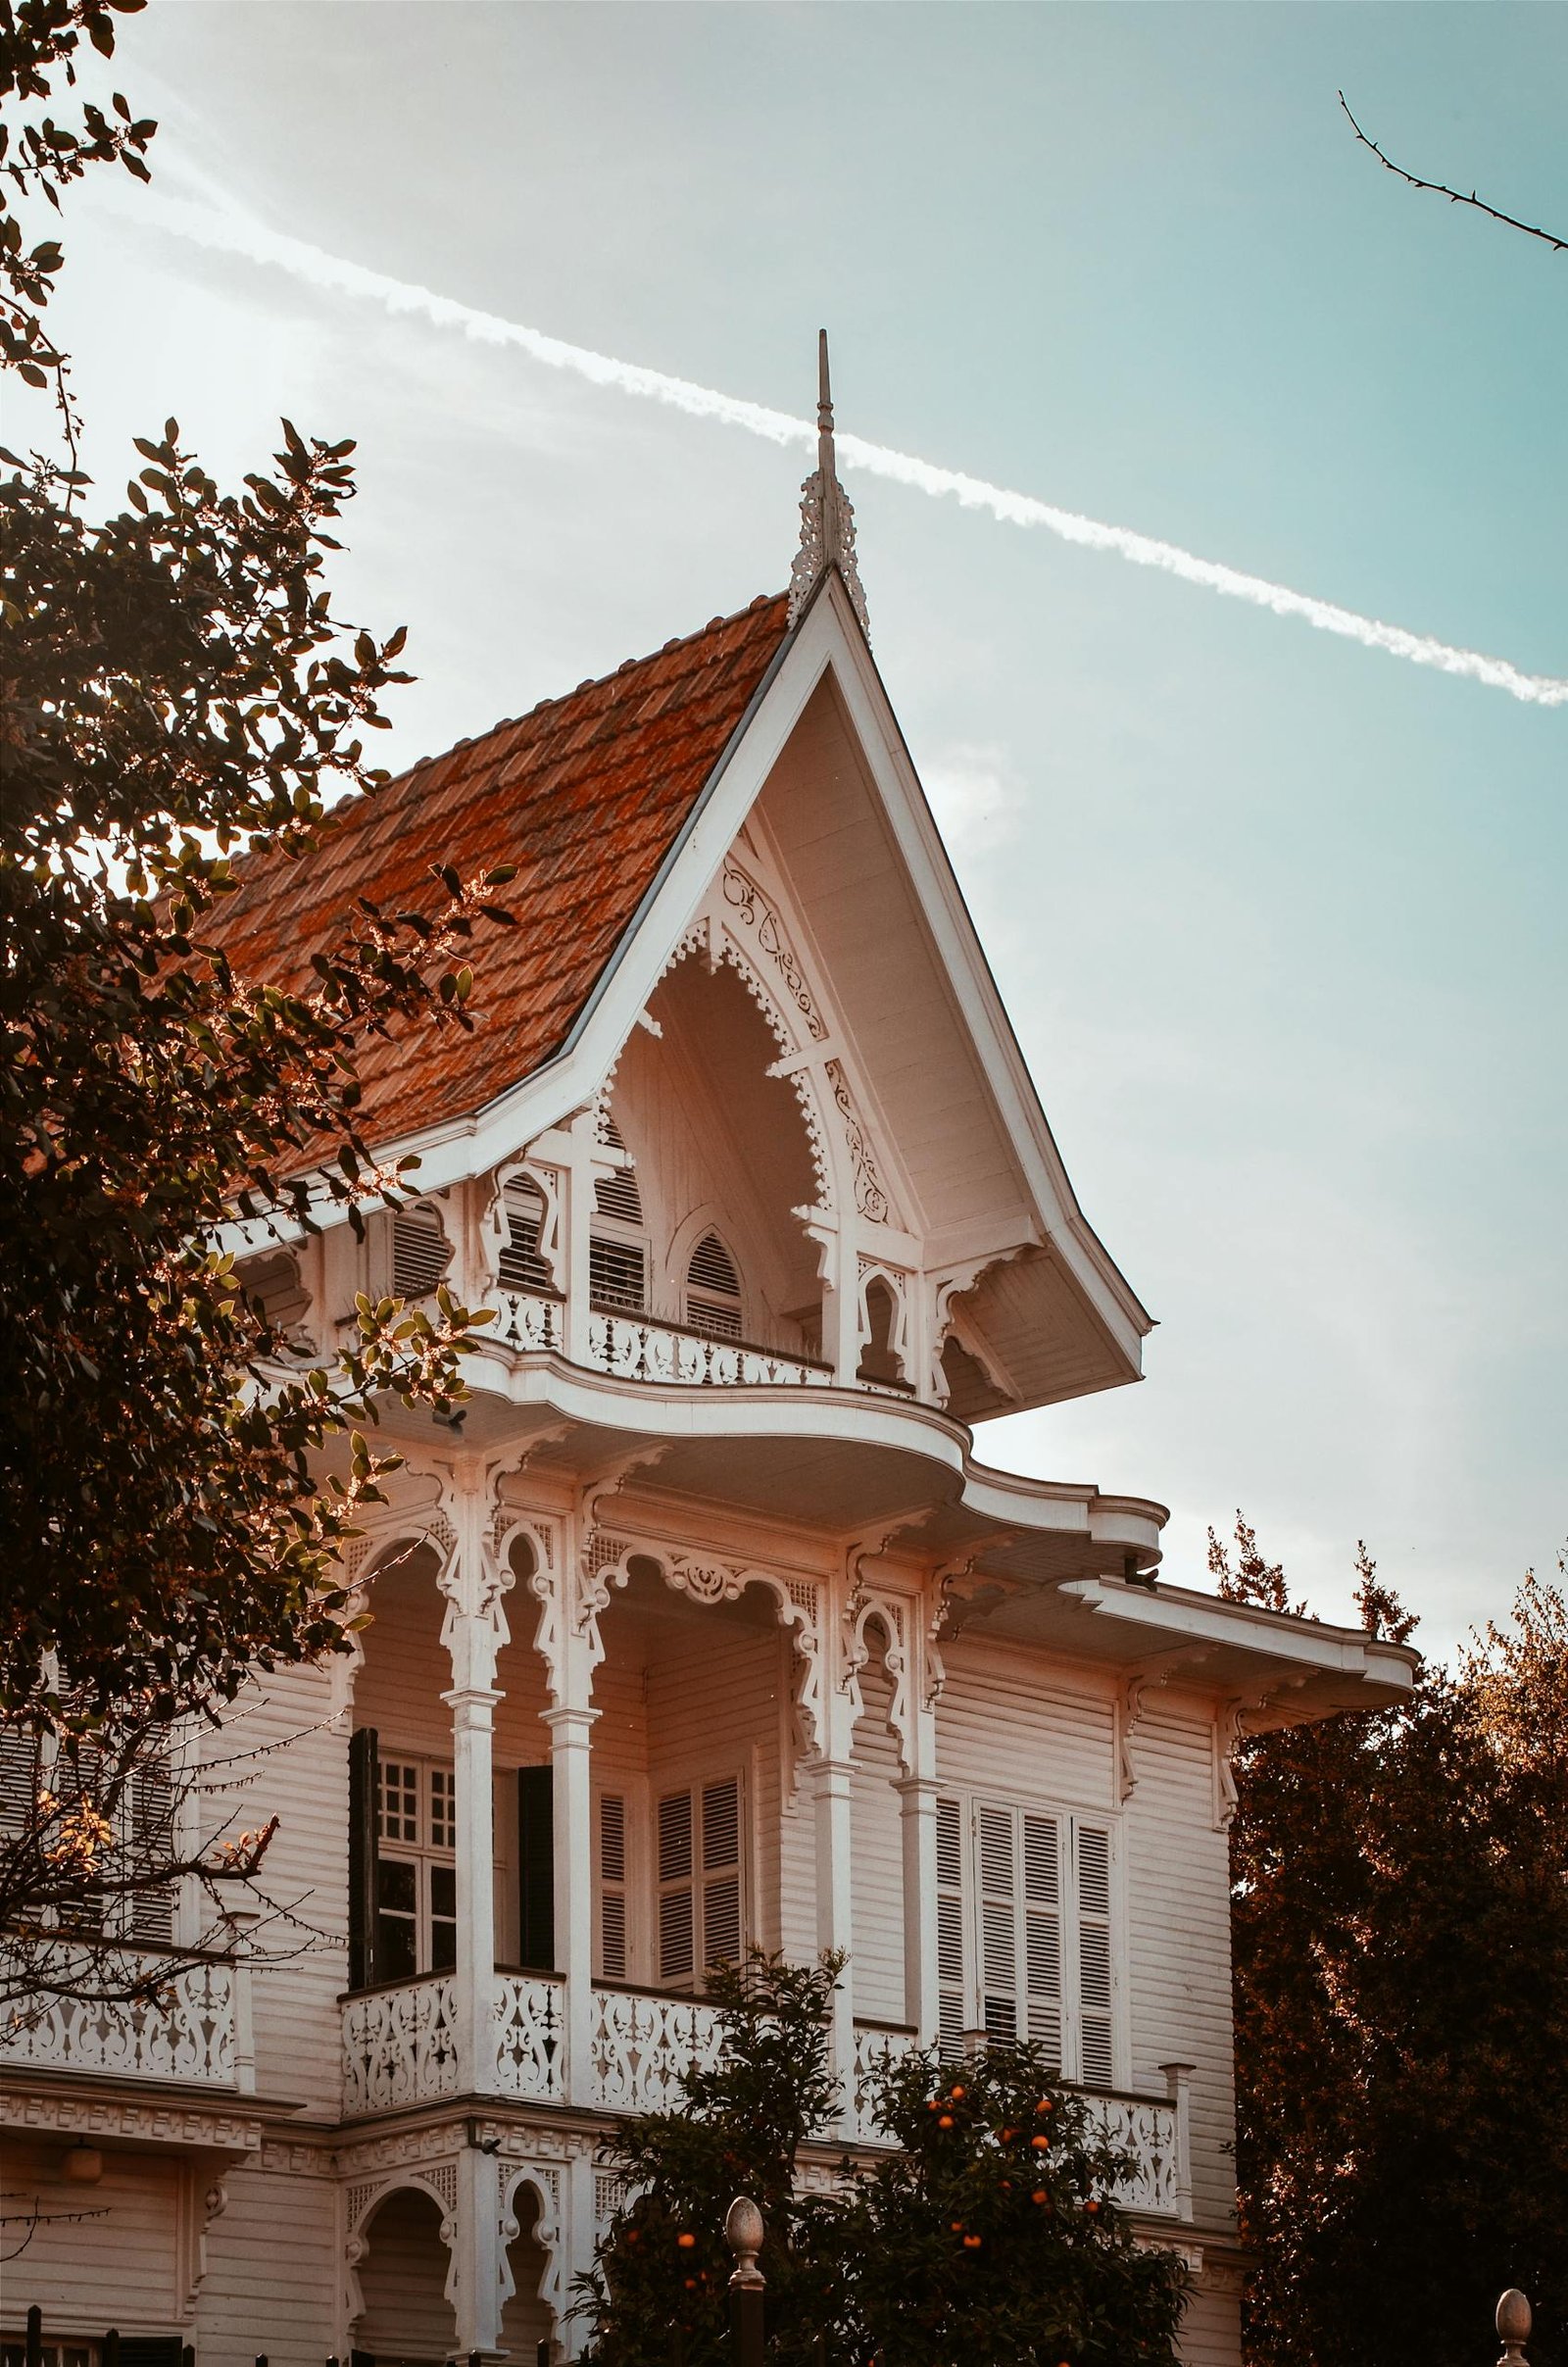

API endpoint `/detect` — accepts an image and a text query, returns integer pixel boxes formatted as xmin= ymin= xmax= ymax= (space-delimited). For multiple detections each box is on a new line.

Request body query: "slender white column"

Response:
xmin=444 ymin=1611 xmax=501 ymax=2098
xmin=544 ymin=1702 xmax=599 ymax=2106
xmin=450 ymin=2139 xmax=504 ymax=2357
xmin=811 ymin=1753 xmax=857 ymax=2125
xmin=896 ymin=1775 xmax=941 ymax=2044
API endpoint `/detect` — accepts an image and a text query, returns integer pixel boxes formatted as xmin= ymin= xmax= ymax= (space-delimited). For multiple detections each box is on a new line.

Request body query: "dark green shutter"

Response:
xmin=349 ymin=1725 xmax=379 ymax=1991
xmin=517 ymin=1762 xmax=554 ymax=1970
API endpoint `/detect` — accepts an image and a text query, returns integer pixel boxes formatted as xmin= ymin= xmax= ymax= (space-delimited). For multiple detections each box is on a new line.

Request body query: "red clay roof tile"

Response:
xmin=205 ymin=591 xmax=791 ymax=1151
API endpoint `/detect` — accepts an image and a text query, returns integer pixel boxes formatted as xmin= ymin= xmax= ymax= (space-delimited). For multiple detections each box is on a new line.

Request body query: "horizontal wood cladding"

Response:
xmin=934 ymin=1636 xmax=1117 ymax=1811
xmin=1174 ymin=2274 xmax=1245 ymax=2367
xmin=220 ymin=1663 xmax=347 ymax=2119
xmin=850 ymin=1646 xmax=905 ymax=2021
xmin=3 ymin=2140 xmax=183 ymax=2331
xmin=355 ymin=2182 xmax=453 ymax=2357
xmin=195 ymin=2159 xmax=338 ymax=2366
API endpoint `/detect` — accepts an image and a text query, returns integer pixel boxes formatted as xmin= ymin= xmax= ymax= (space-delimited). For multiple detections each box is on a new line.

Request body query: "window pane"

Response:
xmin=377 ymin=1910 xmax=417 ymax=1983
xmin=429 ymin=1862 xmax=457 ymax=1917
xmin=429 ymin=1766 xmax=457 ymax=1850
xmin=377 ymin=1857 xmax=416 ymax=1913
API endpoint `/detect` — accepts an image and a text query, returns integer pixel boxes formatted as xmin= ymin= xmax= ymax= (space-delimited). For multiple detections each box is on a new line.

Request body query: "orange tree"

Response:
xmin=578 ymin=1951 xmax=1187 ymax=2366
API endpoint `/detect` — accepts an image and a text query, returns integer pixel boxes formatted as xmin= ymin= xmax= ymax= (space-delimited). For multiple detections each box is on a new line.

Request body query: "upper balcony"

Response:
xmin=0 ymin=1944 xmax=251 ymax=2094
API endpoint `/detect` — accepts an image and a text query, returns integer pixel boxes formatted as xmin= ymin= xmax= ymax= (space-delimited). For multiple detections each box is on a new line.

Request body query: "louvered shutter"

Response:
xmin=588 ymin=1236 xmax=647 ymax=1311
xmin=348 ymin=1727 xmax=379 ymax=1991
xmin=0 ymin=1727 xmax=38 ymax=1838
xmin=687 ymin=1234 xmax=744 ymax=1339
xmin=594 ymin=1167 xmax=643 ymax=1225
xmin=498 ymin=1175 xmax=553 ymax=1293
xmin=700 ymin=1777 xmax=742 ymax=1970
xmin=935 ymin=1795 xmax=967 ymax=2058
xmin=128 ymin=1755 xmax=176 ymax=1946
xmin=391 ymin=1204 xmax=452 ymax=1298
xmin=658 ymin=1789 xmax=695 ymax=1986
xmin=976 ymin=1801 xmax=1018 ymax=2043
xmin=517 ymin=1764 xmax=555 ymax=1970
xmin=599 ymin=1792 xmax=628 ymax=1982
xmin=1021 ymin=1811 xmax=1064 ymax=2071
xmin=1074 ymin=1822 xmax=1115 ymax=2088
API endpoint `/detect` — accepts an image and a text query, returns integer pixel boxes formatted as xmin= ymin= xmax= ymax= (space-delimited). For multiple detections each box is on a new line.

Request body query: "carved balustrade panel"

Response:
xmin=849 ymin=2022 xmax=915 ymax=2146
xmin=589 ymin=1986 xmax=725 ymax=2115
xmin=584 ymin=1310 xmax=825 ymax=1390
xmin=494 ymin=1291 xmax=564 ymax=1354
xmin=1 ymin=1955 xmax=237 ymax=2087
xmin=341 ymin=1975 xmax=460 ymax=2116
xmin=1085 ymin=2094 xmax=1182 ymax=2217
xmin=494 ymin=1972 xmax=565 ymax=2101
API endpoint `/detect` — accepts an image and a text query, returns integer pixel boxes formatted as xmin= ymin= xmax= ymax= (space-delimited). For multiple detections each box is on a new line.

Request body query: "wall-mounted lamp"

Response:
xmin=63 ymin=2140 xmax=104 ymax=2185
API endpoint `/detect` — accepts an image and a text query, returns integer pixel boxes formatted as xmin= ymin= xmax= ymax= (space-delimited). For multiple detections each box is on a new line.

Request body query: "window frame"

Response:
xmin=936 ymin=1784 xmax=1127 ymax=2091
xmin=374 ymin=1751 xmax=465 ymax=1982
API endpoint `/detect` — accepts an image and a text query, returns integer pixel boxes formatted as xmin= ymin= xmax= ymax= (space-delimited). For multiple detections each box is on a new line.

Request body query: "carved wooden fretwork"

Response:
xmin=722 ymin=862 xmax=827 ymax=1043
xmin=844 ymin=1590 xmax=916 ymax=1776
xmin=787 ymin=336 xmax=869 ymax=636
xmin=831 ymin=1062 xmax=889 ymax=1222
xmin=923 ymin=1545 xmax=1020 ymax=1706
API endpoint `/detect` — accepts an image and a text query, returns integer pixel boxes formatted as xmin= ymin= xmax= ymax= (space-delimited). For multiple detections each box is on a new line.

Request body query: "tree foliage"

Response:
xmin=1 ymin=0 xmax=511 ymax=1955
xmin=580 ymin=1950 xmax=1188 ymax=2367
xmin=1215 ymin=1519 xmax=1568 ymax=2367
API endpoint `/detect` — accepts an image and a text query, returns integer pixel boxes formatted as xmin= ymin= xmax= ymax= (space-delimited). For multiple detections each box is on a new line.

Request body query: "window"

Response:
xmin=935 ymin=1792 xmax=1119 ymax=2088
xmin=375 ymin=1755 xmax=459 ymax=1980
xmin=391 ymin=1203 xmax=452 ymax=1299
xmin=3 ymin=1732 xmax=177 ymax=1945
xmin=657 ymin=1775 xmax=743 ymax=1989
xmin=589 ymin=1234 xmax=647 ymax=1312
xmin=686 ymin=1232 xmax=743 ymax=1339
xmin=498 ymin=1173 xmax=554 ymax=1294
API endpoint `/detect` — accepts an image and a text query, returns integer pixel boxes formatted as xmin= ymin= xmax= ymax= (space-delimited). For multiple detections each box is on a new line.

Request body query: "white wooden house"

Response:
xmin=1 ymin=357 xmax=1416 ymax=2367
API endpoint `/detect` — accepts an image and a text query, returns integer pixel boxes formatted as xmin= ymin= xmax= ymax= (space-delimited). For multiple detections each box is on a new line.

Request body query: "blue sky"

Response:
xmin=35 ymin=2 xmax=1565 ymax=1654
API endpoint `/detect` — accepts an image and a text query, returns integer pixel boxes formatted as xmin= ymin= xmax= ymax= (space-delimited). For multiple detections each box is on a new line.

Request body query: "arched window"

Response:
xmin=497 ymin=1174 xmax=554 ymax=1294
xmin=686 ymin=1232 xmax=743 ymax=1340
xmin=392 ymin=1204 xmax=452 ymax=1300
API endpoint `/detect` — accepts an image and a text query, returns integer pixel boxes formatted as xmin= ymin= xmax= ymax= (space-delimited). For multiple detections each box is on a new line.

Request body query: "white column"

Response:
xmin=545 ymin=1702 xmax=599 ymax=2106
xmin=811 ymin=1753 xmax=857 ymax=2127
xmin=563 ymin=1110 xmax=598 ymax=1366
xmin=444 ymin=1611 xmax=501 ymax=2098
xmin=896 ymin=1775 xmax=941 ymax=2044
xmin=450 ymin=2139 xmax=504 ymax=2358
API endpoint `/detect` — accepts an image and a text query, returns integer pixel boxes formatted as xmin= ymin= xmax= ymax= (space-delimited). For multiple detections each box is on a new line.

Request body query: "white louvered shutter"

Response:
xmin=498 ymin=1174 xmax=553 ymax=1292
xmin=594 ymin=1167 xmax=643 ymax=1226
xmin=1021 ymin=1810 xmax=1064 ymax=2071
xmin=599 ymin=1793 xmax=628 ymax=1982
xmin=935 ymin=1795 xmax=967 ymax=2058
xmin=687 ymin=1233 xmax=743 ymax=1339
xmin=588 ymin=1235 xmax=647 ymax=1311
xmin=0 ymin=1727 xmax=37 ymax=1838
xmin=700 ymin=1777 xmax=742 ymax=1970
xmin=658 ymin=1789 xmax=695 ymax=1986
xmin=976 ymin=1801 xmax=1018 ymax=2044
xmin=392 ymin=1204 xmax=452 ymax=1299
xmin=1074 ymin=1821 xmax=1115 ymax=2089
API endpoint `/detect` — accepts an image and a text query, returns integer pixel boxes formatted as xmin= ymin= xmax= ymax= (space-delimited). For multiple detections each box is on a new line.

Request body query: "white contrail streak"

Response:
xmin=123 ymin=191 xmax=1568 ymax=709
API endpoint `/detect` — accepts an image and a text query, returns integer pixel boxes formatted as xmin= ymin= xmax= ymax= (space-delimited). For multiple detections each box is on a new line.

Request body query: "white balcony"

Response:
xmin=0 ymin=1948 xmax=247 ymax=2092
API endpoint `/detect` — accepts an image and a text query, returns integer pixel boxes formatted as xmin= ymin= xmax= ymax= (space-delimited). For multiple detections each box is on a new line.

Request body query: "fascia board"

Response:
xmin=1059 ymin=1575 xmax=1422 ymax=1690
xmin=806 ymin=574 xmax=1151 ymax=1358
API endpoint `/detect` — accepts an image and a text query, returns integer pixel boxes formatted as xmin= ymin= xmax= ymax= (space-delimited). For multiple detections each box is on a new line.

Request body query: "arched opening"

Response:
xmin=501 ymin=2179 xmax=558 ymax=2359
xmin=858 ymin=1276 xmax=905 ymax=1387
xmin=353 ymin=2184 xmax=453 ymax=2364
xmin=611 ymin=951 xmax=824 ymax=1358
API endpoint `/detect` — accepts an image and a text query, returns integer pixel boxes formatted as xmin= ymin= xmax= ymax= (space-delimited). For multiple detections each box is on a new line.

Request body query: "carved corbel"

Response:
xmin=1117 ymin=1649 xmax=1213 ymax=1801
xmin=923 ymin=1543 xmax=1020 ymax=1705
xmin=844 ymin=1589 xmax=917 ymax=1774
xmin=1212 ymin=1671 xmax=1310 ymax=1828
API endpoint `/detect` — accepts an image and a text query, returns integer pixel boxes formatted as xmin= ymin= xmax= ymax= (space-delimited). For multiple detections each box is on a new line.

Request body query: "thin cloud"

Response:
xmin=111 ymin=190 xmax=1568 ymax=711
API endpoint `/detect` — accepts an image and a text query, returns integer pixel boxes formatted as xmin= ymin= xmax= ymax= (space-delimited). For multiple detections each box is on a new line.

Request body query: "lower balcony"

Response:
xmin=0 ymin=1946 xmax=248 ymax=2091
xmin=339 ymin=1976 xmax=1189 ymax=2216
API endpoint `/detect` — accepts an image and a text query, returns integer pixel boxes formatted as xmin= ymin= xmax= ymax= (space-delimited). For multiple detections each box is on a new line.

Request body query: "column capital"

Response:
xmin=541 ymin=1704 xmax=601 ymax=1736
xmin=442 ymin=1685 xmax=502 ymax=1714
xmin=893 ymin=1774 xmax=943 ymax=1801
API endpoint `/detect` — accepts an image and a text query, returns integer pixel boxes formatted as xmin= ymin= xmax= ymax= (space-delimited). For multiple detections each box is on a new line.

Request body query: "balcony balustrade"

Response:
xmin=337 ymin=1977 xmax=1188 ymax=2217
xmin=490 ymin=1289 xmax=833 ymax=1390
xmin=0 ymin=1948 xmax=246 ymax=2091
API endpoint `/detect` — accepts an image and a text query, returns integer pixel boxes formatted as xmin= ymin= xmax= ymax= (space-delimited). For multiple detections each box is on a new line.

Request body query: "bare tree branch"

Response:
xmin=1340 ymin=93 xmax=1567 ymax=256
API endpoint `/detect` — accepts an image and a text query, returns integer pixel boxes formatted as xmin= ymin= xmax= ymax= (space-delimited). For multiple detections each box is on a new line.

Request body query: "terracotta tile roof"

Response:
xmin=207 ymin=591 xmax=792 ymax=1149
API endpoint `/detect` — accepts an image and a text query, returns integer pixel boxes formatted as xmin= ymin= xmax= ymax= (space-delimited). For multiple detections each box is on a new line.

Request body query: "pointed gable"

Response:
xmin=203 ymin=593 xmax=790 ymax=1147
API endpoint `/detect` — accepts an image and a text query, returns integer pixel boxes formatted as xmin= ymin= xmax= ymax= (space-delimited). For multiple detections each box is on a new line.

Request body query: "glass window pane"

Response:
xmin=377 ymin=1857 xmax=416 ymax=1913
xmin=377 ymin=1910 xmax=417 ymax=1982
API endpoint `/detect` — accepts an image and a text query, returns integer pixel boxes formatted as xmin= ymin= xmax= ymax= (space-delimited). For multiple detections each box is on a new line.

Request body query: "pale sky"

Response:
xmin=29 ymin=2 xmax=1566 ymax=1658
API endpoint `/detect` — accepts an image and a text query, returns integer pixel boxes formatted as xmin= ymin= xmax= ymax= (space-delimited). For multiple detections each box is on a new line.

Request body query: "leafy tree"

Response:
xmin=579 ymin=1949 xmax=1188 ymax=2366
xmin=1 ymin=0 xmax=512 ymax=1995
xmin=1215 ymin=1518 xmax=1568 ymax=2367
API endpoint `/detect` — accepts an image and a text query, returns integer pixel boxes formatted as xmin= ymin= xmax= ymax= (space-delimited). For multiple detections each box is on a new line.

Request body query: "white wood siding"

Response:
xmin=196 ymin=2157 xmax=338 ymax=2367
xmin=1 ymin=2141 xmax=183 ymax=2334
xmin=353 ymin=2184 xmax=454 ymax=2357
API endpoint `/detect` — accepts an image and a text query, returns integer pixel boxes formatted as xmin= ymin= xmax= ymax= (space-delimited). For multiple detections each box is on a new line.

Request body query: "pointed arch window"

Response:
xmin=686 ymin=1232 xmax=743 ymax=1340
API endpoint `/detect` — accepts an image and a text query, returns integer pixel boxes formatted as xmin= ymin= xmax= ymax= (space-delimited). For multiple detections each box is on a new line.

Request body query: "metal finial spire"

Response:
xmin=788 ymin=329 xmax=870 ymax=636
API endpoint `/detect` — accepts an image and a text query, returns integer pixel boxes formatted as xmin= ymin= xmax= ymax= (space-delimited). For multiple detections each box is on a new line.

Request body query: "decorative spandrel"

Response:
xmin=787 ymin=329 xmax=870 ymax=638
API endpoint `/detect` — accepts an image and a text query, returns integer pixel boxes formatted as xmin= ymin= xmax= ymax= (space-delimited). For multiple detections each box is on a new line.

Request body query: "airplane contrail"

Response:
xmin=121 ymin=191 xmax=1567 ymax=709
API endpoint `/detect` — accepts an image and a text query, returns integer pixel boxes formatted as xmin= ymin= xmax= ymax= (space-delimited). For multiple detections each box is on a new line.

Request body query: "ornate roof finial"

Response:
xmin=787 ymin=329 xmax=870 ymax=636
